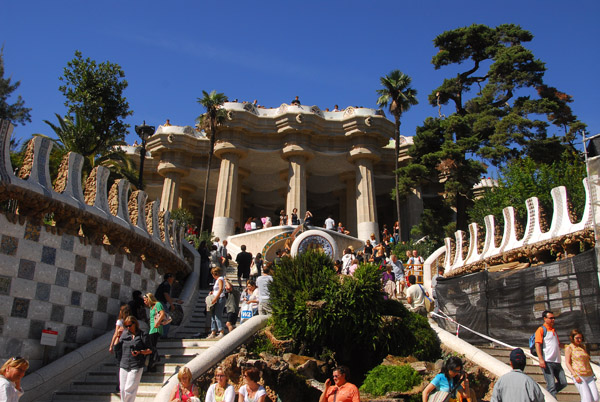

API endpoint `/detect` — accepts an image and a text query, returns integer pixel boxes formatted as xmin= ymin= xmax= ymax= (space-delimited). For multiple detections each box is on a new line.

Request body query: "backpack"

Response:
xmin=529 ymin=326 xmax=547 ymax=356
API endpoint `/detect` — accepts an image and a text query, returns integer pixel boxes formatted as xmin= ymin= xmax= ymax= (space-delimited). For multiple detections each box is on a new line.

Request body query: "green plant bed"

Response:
xmin=360 ymin=364 xmax=422 ymax=396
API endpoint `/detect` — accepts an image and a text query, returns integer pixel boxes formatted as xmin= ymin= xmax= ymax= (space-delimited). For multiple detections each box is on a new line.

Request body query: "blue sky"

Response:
xmin=2 ymin=0 xmax=599 ymax=165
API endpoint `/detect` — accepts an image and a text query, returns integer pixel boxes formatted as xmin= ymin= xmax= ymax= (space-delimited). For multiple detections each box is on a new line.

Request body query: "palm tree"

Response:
xmin=41 ymin=112 xmax=138 ymax=185
xmin=376 ymin=70 xmax=418 ymax=241
xmin=196 ymin=90 xmax=228 ymax=234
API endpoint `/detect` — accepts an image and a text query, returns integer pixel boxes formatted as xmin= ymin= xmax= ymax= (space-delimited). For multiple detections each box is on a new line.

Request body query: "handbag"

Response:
xmin=419 ymin=284 xmax=435 ymax=312
xmin=153 ymin=304 xmax=172 ymax=327
xmin=160 ymin=311 xmax=173 ymax=326
xmin=428 ymin=391 xmax=451 ymax=402
xmin=205 ymin=294 xmax=216 ymax=312
xmin=240 ymin=302 xmax=254 ymax=322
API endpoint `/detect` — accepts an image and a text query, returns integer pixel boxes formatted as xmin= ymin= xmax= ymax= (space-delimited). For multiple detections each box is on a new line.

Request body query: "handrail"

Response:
xmin=431 ymin=311 xmax=600 ymax=393
xmin=429 ymin=320 xmax=558 ymax=402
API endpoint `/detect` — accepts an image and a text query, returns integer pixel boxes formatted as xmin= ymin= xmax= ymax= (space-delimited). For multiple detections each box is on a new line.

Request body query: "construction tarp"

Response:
xmin=435 ymin=250 xmax=600 ymax=346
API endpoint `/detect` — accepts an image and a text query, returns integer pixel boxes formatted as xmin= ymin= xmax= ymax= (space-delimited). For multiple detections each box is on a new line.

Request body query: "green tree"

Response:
xmin=0 ymin=47 xmax=32 ymax=125
xmin=170 ymin=208 xmax=195 ymax=228
xmin=469 ymin=155 xmax=586 ymax=227
xmin=196 ymin=90 xmax=228 ymax=234
xmin=399 ymin=24 xmax=585 ymax=232
xmin=376 ymin=70 xmax=418 ymax=241
xmin=58 ymin=51 xmax=132 ymax=158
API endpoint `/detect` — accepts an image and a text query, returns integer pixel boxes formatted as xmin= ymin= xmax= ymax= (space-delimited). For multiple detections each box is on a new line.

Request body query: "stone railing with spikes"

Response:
xmin=0 ymin=120 xmax=189 ymax=274
xmin=437 ymin=179 xmax=596 ymax=276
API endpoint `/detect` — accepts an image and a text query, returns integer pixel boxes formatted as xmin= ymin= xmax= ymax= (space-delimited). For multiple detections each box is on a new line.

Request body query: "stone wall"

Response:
xmin=0 ymin=213 xmax=162 ymax=371
xmin=0 ymin=120 xmax=193 ymax=371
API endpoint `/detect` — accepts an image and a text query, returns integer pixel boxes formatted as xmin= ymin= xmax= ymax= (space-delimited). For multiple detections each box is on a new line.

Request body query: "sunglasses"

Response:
xmin=12 ymin=356 xmax=23 ymax=361
xmin=124 ymin=324 xmax=134 ymax=328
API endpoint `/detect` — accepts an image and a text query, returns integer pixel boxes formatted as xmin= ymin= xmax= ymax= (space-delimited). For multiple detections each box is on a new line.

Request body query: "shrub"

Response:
xmin=380 ymin=299 xmax=442 ymax=361
xmin=269 ymin=251 xmax=442 ymax=380
xmin=246 ymin=332 xmax=277 ymax=356
xmin=360 ymin=364 xmax=421 ymax=396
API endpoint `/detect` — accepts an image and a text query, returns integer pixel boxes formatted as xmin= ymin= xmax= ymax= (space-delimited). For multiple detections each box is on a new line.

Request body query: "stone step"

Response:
xmin=52 ymin=391 xmax=155 ymax=401
xmin=84 ymin=371 xmax=173 ymax=383
xmin=475 ymin=346 xmax=581 ymax=402
xmin=157 ymin=338 xmax=217 ymax=348
xmin=156 ymin=346 xmax=208 ymax=355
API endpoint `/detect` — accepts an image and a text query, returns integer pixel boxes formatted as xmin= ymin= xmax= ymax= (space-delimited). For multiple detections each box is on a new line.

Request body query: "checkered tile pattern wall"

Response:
xmin=0 ymin=214 xmax=161 ymax=371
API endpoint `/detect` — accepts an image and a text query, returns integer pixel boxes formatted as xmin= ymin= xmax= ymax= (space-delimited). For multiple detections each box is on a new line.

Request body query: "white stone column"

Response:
xmin=282 ymin=145 xmax=312 ymax=224
xmin=349 ymin=148 xmax=380 ymax=242
xmin=212 ymin=151 xmax=241 ymax=240
xmin=160 ymin=172 xmax=182 ymax=211
xmin=158 ymin=162 xmax=189 ymax=212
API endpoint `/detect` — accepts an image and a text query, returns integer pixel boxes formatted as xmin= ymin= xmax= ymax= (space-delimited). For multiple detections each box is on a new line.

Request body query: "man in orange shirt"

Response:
xmin=320 ymin=366 xmax=360 ymax=402
xmin=534 ymin=310 xmax=567 ymax=397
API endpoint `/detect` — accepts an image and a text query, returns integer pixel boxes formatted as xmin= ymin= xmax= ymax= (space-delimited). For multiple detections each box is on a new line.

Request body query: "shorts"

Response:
xmin=238 ymin=267 xmax=250 ymax=279
xmin=226 ymin=312 xmax=237 ymax=324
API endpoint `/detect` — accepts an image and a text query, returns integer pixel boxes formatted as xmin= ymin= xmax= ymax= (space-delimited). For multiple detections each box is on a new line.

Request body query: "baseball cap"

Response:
xmin=509 ymin=348 xmax=526 ymax=366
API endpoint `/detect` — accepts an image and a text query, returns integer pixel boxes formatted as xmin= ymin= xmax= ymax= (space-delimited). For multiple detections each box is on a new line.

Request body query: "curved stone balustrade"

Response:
xmin=0 ymin=120 xmax=189 ymax=274
xmin=442 ymin=180 xmax=594 ymax=273
xmin=221 ymin=102 xmax=384 ymax=120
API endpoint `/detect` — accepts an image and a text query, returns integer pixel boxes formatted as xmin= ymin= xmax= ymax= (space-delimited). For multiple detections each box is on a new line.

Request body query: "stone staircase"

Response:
xmin=477 ymin=345 xmax=580 ymax=402
xmin=47 ymin=266 xmax=242 ymax=401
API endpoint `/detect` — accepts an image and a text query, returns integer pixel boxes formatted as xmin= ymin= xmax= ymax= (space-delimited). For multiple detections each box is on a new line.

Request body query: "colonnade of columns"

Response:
xmin=157 ymin=145 xmax=380 ymax=242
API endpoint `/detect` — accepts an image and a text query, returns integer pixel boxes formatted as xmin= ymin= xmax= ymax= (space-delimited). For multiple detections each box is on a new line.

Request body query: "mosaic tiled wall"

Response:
xmin=0 ymin=214 xmax=161 ymax=371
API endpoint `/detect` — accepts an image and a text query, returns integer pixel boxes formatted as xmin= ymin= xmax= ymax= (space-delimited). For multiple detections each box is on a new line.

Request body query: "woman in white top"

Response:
xmin=0 ymin=357 xmax=28 ymax=402
xmin=208 ymin=267 xmax=226 ymax=339
xmin=238 ymin=367 xmax=266 ymax=402
xmin=109 ymin=305 xmax=131 ymax=354
xmin=204 ymin=366 xmax=235 ymax=402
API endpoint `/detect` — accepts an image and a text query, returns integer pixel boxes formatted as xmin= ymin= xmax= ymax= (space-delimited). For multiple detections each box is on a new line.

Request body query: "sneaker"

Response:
xmin=206 ymin=333 xmax=216 ymax=339
xmin=215 ymin=332 xmax=225 ymax=340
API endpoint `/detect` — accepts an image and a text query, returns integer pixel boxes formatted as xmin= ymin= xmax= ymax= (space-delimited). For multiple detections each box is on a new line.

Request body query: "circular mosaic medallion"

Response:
xmin=291 ymin=230 xmax=338 ymax=259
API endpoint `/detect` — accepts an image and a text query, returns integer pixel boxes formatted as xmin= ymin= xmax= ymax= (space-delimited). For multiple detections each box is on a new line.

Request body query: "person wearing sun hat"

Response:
xmin=491 ymin=348 xmax=544 ymax=402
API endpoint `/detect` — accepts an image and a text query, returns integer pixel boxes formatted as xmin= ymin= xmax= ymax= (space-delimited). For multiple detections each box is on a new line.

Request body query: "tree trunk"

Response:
xmin=394 ymin=116 xmax=402 ymax=241
xmin=456 ymin=193 xmax=469 ymax=232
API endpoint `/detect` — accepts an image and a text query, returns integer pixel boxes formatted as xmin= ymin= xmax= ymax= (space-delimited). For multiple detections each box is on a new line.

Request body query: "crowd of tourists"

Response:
xmin=5 ymin=209 xmax=598 ymax=402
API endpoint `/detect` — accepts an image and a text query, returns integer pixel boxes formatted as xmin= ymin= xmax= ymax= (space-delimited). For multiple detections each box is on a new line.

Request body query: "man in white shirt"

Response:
xmin=324 ymin=215 xmax=335 ymax=230
xmin=535 ymin=310 xmax=567 ymax=397
xmin=341 ymin=248 xmax=354 ymax=275
xmin=408 ymin=249 xmax=424 ymax=265
xmin=405 ymin=275 xmax=427 ymax=316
